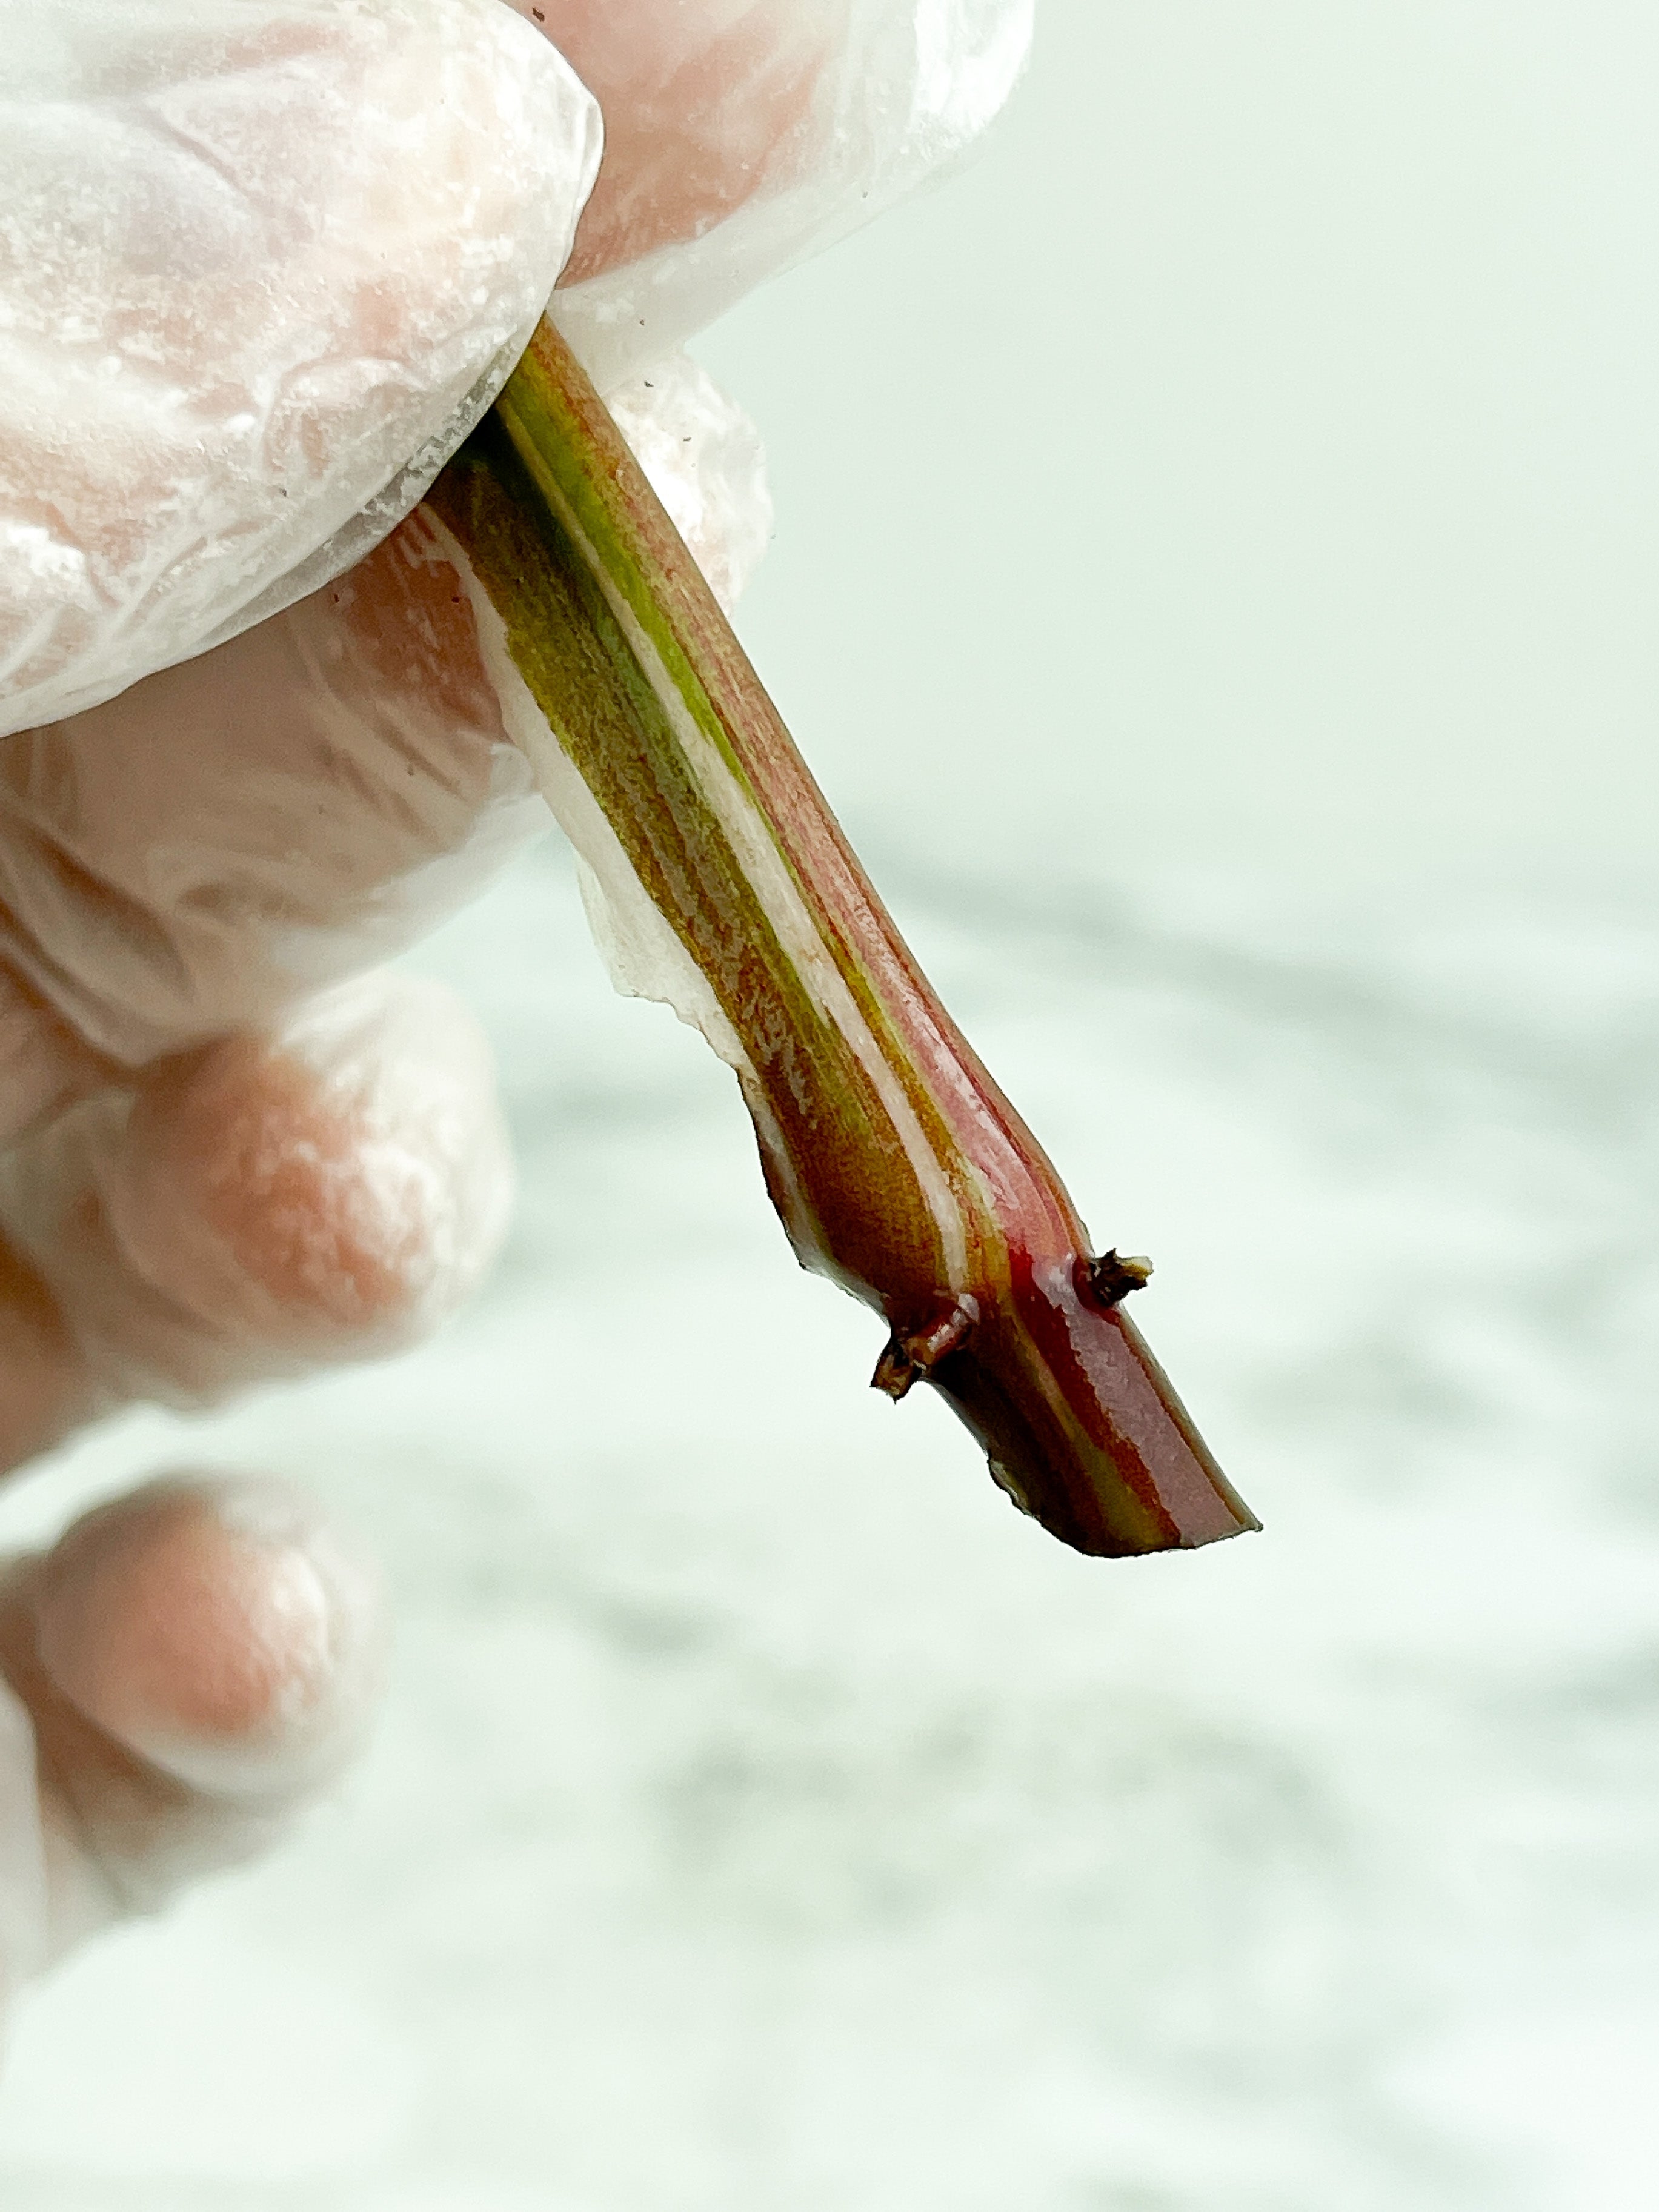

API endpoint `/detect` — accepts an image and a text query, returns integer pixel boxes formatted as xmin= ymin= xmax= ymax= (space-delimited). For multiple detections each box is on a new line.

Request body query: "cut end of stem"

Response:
xmin=918 ymin=1263 xmax=1258 ymax=1557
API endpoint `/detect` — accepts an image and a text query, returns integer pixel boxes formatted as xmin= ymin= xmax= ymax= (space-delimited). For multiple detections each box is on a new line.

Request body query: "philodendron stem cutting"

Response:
xmin=424 ymin=319 xmax=1258 ymax=1559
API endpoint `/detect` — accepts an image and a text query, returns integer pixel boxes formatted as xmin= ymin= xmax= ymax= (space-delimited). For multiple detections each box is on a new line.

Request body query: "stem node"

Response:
xmin=1083 ymin=1250 xmax=1155 ymax=1310
xmin=872 ymin=1296 xmax=980 ymax=1401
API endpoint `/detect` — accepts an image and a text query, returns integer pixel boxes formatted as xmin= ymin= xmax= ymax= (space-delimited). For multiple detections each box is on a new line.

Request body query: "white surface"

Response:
xmin=0 ymin=840 xmax=1653 ymax=2211
xmin=1 ymin=1 xmax=1656 ymax=2205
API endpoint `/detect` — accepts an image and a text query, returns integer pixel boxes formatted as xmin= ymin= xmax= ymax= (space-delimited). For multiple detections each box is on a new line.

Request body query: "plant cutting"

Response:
xmin=424 ymin=317 xmax=1260 ymax=1558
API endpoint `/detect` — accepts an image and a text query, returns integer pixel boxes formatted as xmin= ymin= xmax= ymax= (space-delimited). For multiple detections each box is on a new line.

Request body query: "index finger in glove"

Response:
xmin=0 ymin=0 xmax=600 ymax=737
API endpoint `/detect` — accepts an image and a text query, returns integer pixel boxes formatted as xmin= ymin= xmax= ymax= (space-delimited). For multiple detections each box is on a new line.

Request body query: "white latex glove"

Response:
xmin=0 ymin=0 xmax=1031 ymax=2013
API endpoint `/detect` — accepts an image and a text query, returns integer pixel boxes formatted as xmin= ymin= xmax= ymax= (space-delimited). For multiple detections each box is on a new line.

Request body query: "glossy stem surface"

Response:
xmin=427 ymin=319 xmax=1258 ymax=1558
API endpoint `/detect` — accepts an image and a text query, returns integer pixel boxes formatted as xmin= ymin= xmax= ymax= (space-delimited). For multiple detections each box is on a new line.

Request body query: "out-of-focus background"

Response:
xmin=2 ymin=1 xmax=1657 ymax=2205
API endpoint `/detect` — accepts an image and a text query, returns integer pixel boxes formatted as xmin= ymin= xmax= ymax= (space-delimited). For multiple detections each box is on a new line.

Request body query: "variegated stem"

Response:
xmin=424 ymin=318 xmax=1258 ymax=1558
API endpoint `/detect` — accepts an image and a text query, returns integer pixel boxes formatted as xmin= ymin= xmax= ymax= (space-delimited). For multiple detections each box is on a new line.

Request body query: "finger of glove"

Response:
xmin=516 ymin=0 xmax=841 ymax=288
xmin=539 ymin=0 xmax=1036 ymax=388
xmin=0 ymin=1473 xmax=382 ymax=1963
xmin=0 ymin=505 xmax=540 ymax=1068
xmin=1 ymin=0 xmax=602 ymax=740
xmin=0 ymin=971 xmax=513 ymax=1470
xmin=0 ymin=363 xmax=769 ymax=1069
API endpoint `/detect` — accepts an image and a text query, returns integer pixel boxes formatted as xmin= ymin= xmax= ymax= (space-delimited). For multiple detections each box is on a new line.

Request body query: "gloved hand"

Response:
xmin=0 ymin=0 xmax=1031 ymax=2010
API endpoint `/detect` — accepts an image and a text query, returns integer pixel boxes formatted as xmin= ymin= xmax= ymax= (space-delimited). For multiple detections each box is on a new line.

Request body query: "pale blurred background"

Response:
xmin=2 ymin=1 xmax=1657 ymax=2206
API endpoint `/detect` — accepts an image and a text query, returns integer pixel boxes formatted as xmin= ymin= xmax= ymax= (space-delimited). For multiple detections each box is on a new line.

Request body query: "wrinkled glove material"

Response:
xmin=0 ymin=0 xmax=602 ymax=737
xmin=0 ymin=0 xmax=1031 ymax=742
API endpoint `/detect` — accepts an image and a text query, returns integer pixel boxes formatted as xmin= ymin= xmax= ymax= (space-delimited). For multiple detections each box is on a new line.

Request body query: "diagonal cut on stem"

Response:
xmin=424 ymin=317 xmax=1259 ymax=1558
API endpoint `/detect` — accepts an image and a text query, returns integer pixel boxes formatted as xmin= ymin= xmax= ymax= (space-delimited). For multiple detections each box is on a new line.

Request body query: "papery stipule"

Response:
xmin=423 ymin=318 xmax=1259 ymax=1558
